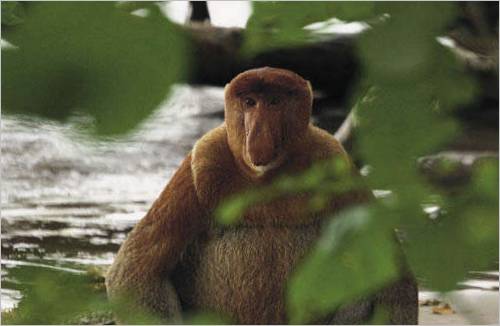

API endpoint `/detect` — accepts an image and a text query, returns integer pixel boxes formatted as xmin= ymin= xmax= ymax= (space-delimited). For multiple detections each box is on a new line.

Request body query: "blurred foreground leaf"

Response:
xmin=353 ymin=2 xmax=490 ymax=291
xmin=234 ymin=2 xmax=496 ymax=322
xmin=216 ymin=156 xmax=361 ymax=225
xmin=183 ymin=311 xmax=231 ymax=325
xmin=2 ymin=2 xmax=497 ymax=324
xmin=3 ymin=267 xmax=110 ymax=325
xmin=3 ymin=265 xmax=234 ymax=325
xmin=405 ymin=161 xmax=499 ymax=291
xmin=2 ymin=266 xmax=173 ymax=325
xmin=2 ymin=2 xmax=188 ymax=135
xmin=244 ymin=1 xmax=374 ymax=55
xmin=368 ymin=305 xmax=390 ymax=324
xmin=1 ymin=1 xmax=25 ymax=26
xmin=287 ymin=206 xmax=399 ymax=323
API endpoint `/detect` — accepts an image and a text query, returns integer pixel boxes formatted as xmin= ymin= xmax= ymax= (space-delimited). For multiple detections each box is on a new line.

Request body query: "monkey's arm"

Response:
xmin=106 ymin=153 xmax=206 ymax=320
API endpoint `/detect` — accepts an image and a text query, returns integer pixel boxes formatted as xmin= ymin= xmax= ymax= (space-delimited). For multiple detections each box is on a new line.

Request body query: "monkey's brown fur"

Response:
xmin=106 ymin=67 xmax=418 ymax=324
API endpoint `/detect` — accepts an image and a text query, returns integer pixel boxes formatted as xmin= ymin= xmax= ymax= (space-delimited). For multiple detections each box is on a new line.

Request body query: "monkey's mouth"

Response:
xmin=244 ymin=148 xmax=285 ymax=176
xmin=243 ymin=111 xmax=284 ymax=173
xmin=246 ymin=146 xmax=281 ymax=166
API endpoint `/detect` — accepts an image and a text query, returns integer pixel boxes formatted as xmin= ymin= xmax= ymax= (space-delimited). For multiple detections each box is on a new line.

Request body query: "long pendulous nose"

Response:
xmin=244 ymin=108 xmax=280 ymax=166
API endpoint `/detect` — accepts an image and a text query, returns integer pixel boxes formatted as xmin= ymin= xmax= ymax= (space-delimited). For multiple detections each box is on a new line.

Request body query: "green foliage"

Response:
xmin=2 ymin=1 xmax=498 ymax=325
xmin=353 ymin=2 xmax=495 ymax=294
xmin=5 ymin=267 xmax=168 ymax=325
xmin=183 ymin=311 xmax=231 ymax=325
xmin=108 ymin=296 xmax=165 ymax=325
xmin=368 ymin=304 xmax=390 ymax=324
xmin=1 ymin=2 xmax=25 ymax=26
xmin=287 ymin=206 xmax=399 ymax=323
xmin=2 ymin=2 xmax=188 ymax=135
xmin=2 ymin=266 xmax=233 ymax=325
xmin=244 ymin=1 xmax=375 ymax=55
xmin=474 ymin=159 xmax=500 ymax=202
xmin=405 ymin=160 xmax=499 ymax=291
xmin=220 ymin=1 xmax=497 ymax=324
xmin=2 ymin=267 xmax=110 ymax=325
xmin=216 ymin=188 xmax=267 ymax=225
xmin=216 ymin=156 xmax=361 ymax=224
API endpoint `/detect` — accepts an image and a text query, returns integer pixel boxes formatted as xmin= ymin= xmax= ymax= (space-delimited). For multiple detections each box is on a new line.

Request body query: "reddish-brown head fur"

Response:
xmin=224 ymin=67 xmax=313 ymax=177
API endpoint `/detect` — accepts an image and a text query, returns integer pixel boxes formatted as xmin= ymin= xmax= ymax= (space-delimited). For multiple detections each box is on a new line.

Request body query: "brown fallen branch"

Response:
xmin=183 ymin=24 xmax=360 ymax=105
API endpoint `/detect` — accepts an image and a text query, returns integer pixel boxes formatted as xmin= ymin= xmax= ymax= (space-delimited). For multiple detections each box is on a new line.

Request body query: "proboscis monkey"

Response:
xmin=106 ymin=67 xmax=418 ymax=324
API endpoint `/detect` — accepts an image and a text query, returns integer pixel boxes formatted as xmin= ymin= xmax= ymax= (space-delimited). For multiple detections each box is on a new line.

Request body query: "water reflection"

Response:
xmin=1 ymin=85 xmax=225 ymax=309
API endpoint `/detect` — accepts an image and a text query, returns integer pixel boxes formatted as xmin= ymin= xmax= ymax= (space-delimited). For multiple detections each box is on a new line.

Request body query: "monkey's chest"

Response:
xmin=172 ymin=224 xmax=322 ymax=324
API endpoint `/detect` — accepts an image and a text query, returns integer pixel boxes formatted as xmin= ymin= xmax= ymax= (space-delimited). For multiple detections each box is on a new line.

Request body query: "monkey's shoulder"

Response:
xmin=191 ymin=124 xmax=347 ymax=175
xmin=191 ymin=124 xmax=233 ymax=178
xmin=298 ymin=124 xmax=349 ymax=163
xmin=189 ymin=124 xmax=349 ymax=213
xmin=190 ymin=125 xmax=238 ymax=209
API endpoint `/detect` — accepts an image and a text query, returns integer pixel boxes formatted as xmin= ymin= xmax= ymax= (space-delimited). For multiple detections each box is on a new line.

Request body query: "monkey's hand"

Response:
xmin=105 ymin=153 xmax=207 ymax=323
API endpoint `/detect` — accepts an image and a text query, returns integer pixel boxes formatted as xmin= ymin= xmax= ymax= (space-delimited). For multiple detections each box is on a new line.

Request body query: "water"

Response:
xmin=1 ymin=85 xmax=225 ymax=310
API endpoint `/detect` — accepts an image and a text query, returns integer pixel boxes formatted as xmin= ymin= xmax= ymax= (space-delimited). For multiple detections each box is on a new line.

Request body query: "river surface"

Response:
xmin=1 ymin=85 xmax=498 ymax=324
xmin=1 ymin=85 xmax=224 ymax=310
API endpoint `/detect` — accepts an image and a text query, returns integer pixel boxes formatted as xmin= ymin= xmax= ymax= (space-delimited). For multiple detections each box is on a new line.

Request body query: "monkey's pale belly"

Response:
xmin=172 ymin=223 xmax=323 ymax=324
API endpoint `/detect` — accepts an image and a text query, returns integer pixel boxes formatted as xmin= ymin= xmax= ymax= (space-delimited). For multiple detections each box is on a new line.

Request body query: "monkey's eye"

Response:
xmin=270 ymin=97 xmax=280 ymax=105
xmin=244 ymin=97 xmax=256 ymax=107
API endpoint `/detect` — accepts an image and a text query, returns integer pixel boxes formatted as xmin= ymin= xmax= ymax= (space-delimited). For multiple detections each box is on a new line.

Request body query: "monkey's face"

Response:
xmin=224 ymin=67 xmax=313 ymax=176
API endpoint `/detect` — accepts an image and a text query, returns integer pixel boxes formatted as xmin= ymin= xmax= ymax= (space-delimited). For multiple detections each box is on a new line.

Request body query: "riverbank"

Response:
xmin=419 ymin=287 xmax=499 ymax=325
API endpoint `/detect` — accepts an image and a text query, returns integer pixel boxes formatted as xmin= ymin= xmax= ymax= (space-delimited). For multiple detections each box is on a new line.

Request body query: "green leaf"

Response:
xmin=215 ymin=190 xmax=263 ymax=225
xmin=360 ymin=3 xmax=457 ymax=83
xmin=183 ymin=311 xmax=232 ymax=325
xmin=369 ymin=304 xmax=390 ymax=324
xmin=405 ymin=203 xmax=498 ymax=291
xmin=287 ymin=206 xmax=399 ymax=324
xmin=4 ymin=267 xmax=110 ymax=325
xmin=356 ymin=87 xmax=459 ymax=193
xmin=355 ymin=2 xmax=471 ymax=201
xmin=1 ymin=1 xmax=25 ymax=26
xmin=353 ymin=2 xmax=490 ymax=293
xmin=244 ymin=1 xmax=374 ymax=55
xmin=472 ymin=159 xmax=499 ymax=202
xmin=405 ymin=165 xmax=498 ymax=292
xmin=216 ymin=156 xmax=360 ymax=225
xmin=2 ymin=2 xmax=188 ymax=135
